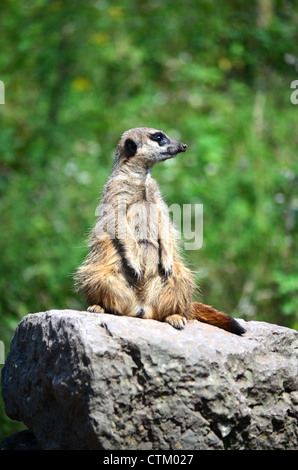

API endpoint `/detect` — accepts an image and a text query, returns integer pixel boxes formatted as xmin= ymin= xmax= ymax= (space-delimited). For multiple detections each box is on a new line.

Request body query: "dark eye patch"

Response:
xmin=149 ymin=132 xmax=169 ymax=146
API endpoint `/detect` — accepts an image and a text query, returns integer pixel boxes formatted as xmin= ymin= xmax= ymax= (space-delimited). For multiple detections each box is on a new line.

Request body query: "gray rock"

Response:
xmin=1 ymin=310 xmax=298 ymax=450
xmin=0 ymin=430 xmax=41 ymax=450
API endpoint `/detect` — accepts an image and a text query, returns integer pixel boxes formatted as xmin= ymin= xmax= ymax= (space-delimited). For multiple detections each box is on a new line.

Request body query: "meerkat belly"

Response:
xmin=137 ymin=240 xmax=159 ymax=273
xmin=127 ymin=200 xmax=160 ymax=272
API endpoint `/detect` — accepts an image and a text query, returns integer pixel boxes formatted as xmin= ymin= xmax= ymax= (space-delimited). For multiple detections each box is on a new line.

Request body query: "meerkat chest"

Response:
xmin=126 ymin=189 xmax=161 ymax=241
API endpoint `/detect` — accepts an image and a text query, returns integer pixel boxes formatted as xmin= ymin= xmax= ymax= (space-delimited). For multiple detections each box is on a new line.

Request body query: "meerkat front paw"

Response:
xmin=126 ymin=259 xmax=143 ymax=279
xmin=165 ymin=314 xmax=187 ymax=330
xmin=161 ymin=257 xmax=173 ymax=277
xmin=87 ymin=305 xmax=105 ymax=313
xmin=129 ymin=265 xmax=143 ymax=279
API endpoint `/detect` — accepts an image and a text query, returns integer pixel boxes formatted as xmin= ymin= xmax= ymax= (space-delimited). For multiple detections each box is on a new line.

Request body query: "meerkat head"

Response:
xmin=114 ymin=127 xmax=187 ymax=169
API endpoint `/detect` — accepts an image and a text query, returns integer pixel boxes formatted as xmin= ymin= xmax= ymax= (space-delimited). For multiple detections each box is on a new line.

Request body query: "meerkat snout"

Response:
xmin=179 ymin=142 xmax=187 ymax=152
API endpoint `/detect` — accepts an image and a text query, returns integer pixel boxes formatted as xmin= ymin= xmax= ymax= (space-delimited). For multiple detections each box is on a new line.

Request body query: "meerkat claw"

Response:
xmin=165 ymin=314 xmax=187 ymax=330
xmin=87 ymin=305 xmax=105 ymax=313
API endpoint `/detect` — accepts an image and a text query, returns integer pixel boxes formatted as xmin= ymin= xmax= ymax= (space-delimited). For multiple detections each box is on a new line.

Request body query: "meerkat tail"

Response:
xmin=191 ymin=302 xmax=246 ymax=335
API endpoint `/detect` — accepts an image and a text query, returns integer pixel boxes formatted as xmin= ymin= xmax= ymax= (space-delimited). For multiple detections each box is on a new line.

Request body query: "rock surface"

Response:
xmin=1 ymin=310 xmax=298 ymax=450
xmin=0 ymin=430 xmax=41 ymax=450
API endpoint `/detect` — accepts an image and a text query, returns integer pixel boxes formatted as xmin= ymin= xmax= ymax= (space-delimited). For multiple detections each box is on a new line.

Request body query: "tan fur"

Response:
xmin=75 ymin=127 xmax=245 ymax=335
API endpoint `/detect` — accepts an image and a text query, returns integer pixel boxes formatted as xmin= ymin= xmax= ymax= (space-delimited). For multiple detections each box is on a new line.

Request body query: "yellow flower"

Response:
xmin=92 ymin=31 xmax=109 ymax=45
xmin=72 ymin=77 xmax=92 ymax=91
xmin=218 ymin=57 xmax=232 ymax=72
xmin=107 ymin=6 xmax=124 ymax=18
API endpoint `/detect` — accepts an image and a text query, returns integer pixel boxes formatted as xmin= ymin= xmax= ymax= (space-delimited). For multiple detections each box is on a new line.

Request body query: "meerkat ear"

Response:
xmin=124 ymin=138 xmax=137 ymax=157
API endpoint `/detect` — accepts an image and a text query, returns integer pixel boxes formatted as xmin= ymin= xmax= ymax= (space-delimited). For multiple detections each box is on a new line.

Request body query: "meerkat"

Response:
xmin=75 ymin=127 xmax=245 ymax=335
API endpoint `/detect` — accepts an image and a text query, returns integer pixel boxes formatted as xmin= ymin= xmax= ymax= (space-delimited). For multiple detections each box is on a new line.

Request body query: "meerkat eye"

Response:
xmin=150 ymin=132 xmax=169 ymax=146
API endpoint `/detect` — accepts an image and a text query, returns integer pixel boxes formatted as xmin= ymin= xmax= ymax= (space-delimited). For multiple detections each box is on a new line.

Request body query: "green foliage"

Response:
xmin=0 ymin=0 xmax=297 ymax=439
